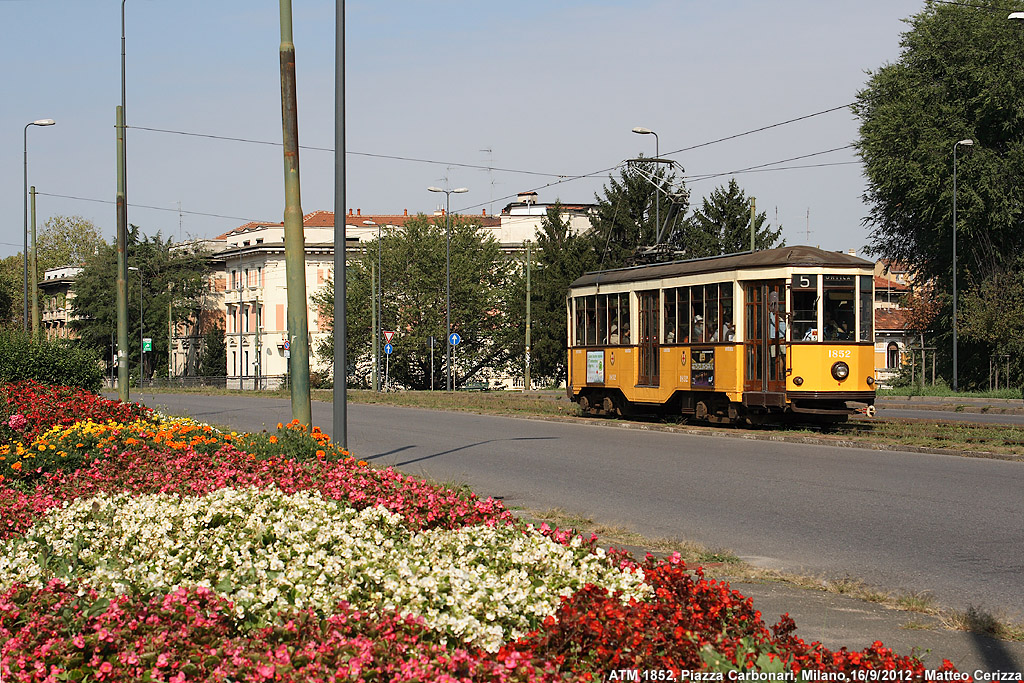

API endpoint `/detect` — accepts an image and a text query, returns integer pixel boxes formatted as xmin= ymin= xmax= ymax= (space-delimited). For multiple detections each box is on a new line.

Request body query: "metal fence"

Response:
xmin=104 ymin=375 xmax=290 ymax=391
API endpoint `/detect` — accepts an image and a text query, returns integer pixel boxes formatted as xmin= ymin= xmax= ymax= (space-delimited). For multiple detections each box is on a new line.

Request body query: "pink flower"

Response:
xmin=7 ymin=413 xmax=27 ymax=431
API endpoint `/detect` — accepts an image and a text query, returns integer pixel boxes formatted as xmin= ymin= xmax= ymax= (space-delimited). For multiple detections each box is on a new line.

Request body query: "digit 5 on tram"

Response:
xmin=566 ymin=245 xmax=877 ymax=424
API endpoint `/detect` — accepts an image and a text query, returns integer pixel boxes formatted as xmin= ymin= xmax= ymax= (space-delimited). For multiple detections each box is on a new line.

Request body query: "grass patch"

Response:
xmin=899 ymin=620 xmax=933 ymax=631
xmin=877 ymin=386 xmax=1022 ymax=400
xmin=942 ymin=607 xmax=1024 ymax=641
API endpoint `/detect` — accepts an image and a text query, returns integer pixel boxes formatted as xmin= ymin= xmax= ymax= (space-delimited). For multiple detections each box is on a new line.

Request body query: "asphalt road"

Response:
xmin=132 ymin=391 xmax=1024 ymax=621
xmin=877 ymin=407 xmax=1024 ymax=425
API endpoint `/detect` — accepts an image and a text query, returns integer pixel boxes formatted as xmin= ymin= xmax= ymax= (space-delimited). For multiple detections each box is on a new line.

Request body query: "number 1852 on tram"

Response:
xmin=566 ymin=245 xmax=877 ymax=424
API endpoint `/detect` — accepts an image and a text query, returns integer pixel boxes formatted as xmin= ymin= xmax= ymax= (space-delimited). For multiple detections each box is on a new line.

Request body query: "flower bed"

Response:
xmin=0 ymin=384 xmax=965 ymax=681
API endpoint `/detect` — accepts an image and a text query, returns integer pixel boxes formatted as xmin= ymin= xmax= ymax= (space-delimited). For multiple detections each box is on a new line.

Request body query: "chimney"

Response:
xmin=357 ymin=208 xmax=361 ymax=216
xmin=403 ymin=209 xmax=408 ymax=217
xmin=482 ymin=209 xmax=487 ymax=216
xmin=848 ymin=248 xmax=856 ymax=256
xmin=348 ymin=209 xmax=353 ymax=216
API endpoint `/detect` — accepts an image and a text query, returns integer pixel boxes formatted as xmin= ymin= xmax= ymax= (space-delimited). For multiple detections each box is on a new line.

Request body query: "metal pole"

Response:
xmin=168 ymin=298 xmax=173 ymax=380
xmin=378 ymin=222 xmax=383 ymax=389
xmin=23 ymin=125 xmax=29 ymax=332
xmin=332 ymin=0 xmax=348 ymax=448
xmin=279 ymin=0 xmax=312 ymax=426
xmin=116 ymin=106 xmax=129 ymax=402
xmin=446 ymin=192 xmax=452 ymax=392
xmin=371 ymin=259 xmax=378 ymax=391
xmin=121 ymin=0 xmax=128 ymax=230
xmin=749 ymin=197 xmax=757 ymax=252
xmin=30 ymin=186 xmax=39 ymax=338
xmin=653 ymin=132 xmax=659 ymax=239
xmin=524 ymin=240 xmax=531 ymax=391
xmin=952 ymin=143 xmax=959 ymax=393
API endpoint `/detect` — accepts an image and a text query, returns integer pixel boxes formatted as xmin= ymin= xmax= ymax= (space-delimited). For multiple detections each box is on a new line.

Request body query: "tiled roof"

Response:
xmin=216 ymin=210 xmax=500 ymax=239
xmin=874 ymin=275 xmax=910 ymax=292
xmin=875 ymin=307 xmax=913 ymax=331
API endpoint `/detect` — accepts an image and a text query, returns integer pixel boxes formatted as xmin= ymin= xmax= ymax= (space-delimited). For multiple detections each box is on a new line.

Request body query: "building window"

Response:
xmin=887 ymin=342 xmax=900 ymax=369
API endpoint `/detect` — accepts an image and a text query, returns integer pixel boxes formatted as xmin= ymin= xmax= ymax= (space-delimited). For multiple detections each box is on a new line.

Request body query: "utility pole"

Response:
xmin=371 ymin=259 xmax=378 ymax=391
xmin=168 ymin=297 xmax=173 ymax=381
xmin=332 ymin=0 xmax=348 ymax=449
xmin=116 ymin=106 xmax=129 ymax=402
xmin=30 ymin=186 xmax=39 ymax=338
xmin=279 ymin=0 xmax=311 ymax=425
xmin=524 ymin=240 xmax=531 ymax=391
xmin=749 ymin=197 xmax=757 ymax=252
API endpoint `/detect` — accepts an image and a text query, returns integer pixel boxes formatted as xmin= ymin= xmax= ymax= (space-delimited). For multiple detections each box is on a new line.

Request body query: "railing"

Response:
xmin=103 ymin=375 xmax=290 ymax=391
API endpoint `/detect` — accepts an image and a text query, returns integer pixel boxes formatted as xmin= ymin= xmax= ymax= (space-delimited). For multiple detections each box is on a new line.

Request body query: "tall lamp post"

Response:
xmin=427 ymin=186 xmax=468 ymax=391
xmin=952 ymin=138 xmax=973 ymax=392
xmin=129 ymin=266 xmax=143 ymax=385
xmin=23 ymin=118 xmax=56 ymax=332
xmin=632 ymin=126 xmax=659 ymax=237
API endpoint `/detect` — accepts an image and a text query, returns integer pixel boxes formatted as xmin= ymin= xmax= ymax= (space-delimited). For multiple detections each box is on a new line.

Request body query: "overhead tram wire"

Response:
xmin=35 ymin=192 xmax=264 ymax=224
xmin=455 ymin=103 xmax=856 ymax=213
xmin=684 ymin=144 xmax=857 ymax=184
xmin=129 ymin=126 xmax=568 ymax=180
xmin=64 ymin=104 xmax=856 ymax=222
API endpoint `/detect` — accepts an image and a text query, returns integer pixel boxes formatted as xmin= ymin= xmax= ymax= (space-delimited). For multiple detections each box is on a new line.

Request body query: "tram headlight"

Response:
xmin=792 ymin=376 xmax=804 ymax=386
xmin=831 ymin=361 xmax=850 ymax=381
xmin=866 ymin=376 xmax=875 ymax=386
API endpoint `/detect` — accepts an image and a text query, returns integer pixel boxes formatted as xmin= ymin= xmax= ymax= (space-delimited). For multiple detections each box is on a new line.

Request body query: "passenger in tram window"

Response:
xmin=691 ymin=315 xmax=704 ymax=343
xmin=725 ymin=322 xmax=736 ymax=341
xmin=665 ymin=315 xmax=676 ymax=343
xmin=609 ymin=313 xmax=619 ymax=345
xmin=621 ymin=323 xmax=631 ymax=344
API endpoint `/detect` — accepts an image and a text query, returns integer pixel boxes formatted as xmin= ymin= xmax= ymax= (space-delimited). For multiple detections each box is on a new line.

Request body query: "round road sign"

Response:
xmin=384 ymin=343 xmax=394 ymax=355
xmin=449 ymin=332 xmax=461 ymax=346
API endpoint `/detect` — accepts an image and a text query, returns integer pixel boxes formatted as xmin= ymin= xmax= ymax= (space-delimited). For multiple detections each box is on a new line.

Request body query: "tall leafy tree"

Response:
xmin=197 ymin=326 xmax=227 ymax=377
xmin=37 ymin=215 xmax=107 ymax=273
xmin=532 ymin=203 xmax=598 ymax=382
xmin=853 ymin=0 xmax=1024 ymax=385
xmin=684 ymin=179 xmax=784 ymax=257
xmin=589 ymin=158 xmax=689 ymax=268
xmin=314 ymin=214 xmax=520 ymax=389
xmin=70 ymin=226 xmax=212 ymax=379
xmin=0 ymin=255 xmax=23 ymax=328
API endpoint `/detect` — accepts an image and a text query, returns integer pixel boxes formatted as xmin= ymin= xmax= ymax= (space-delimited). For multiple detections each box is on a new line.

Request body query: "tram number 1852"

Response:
xmin=827 ymin=349 xmax=852 ymax=359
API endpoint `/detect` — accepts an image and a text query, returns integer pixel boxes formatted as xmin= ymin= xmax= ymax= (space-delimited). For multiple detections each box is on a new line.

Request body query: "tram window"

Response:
xmin=663 ymin=289 xmax=678 ymax=343
xmin=620 ymin=294 xmax=631 ymax=344
xmin=792 ymin=291 xmax=818 ymax=341
xmin=574 ymin=298 xmax=586 ymax=346
xmin=712 ymin=283 xmax=734 ymax=342
xmin=705 ymin=284 xmax=719 ymax=345
xmin=690 ymin=287 xmax=705 ymax=343
xmin=859 ymin=275 xmax=873 ymax=342
xmin=823 ymin=275 xmax=855 ymax=341
xmin=597 ymin=296 xmax=609 ymax=344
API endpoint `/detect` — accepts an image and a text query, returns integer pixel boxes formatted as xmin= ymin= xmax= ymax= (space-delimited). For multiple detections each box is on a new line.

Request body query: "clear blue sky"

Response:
xmin=2 ymin=0 xmax=924 ymax=260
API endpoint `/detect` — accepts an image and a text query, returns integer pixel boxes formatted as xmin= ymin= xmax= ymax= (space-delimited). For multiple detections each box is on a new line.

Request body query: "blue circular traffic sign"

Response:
xmin=449 ymin=332 xmax=461 ymax=346
xmin=384 ymin=343 xmax=394 ymax=355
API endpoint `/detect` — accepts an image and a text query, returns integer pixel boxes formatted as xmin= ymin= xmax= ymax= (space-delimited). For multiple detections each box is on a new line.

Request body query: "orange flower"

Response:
xmin=11 ymin=461 xmax=22 ymax=471
xmin=269 ymin=436 xmax=278 ymax=444
xmin=277 ymin=422 xmax=283 ymax=430
xmin=357 ymin=460 xmax=367 ymax=467
xmin=315 ymin=450 xmax=326 ymax=458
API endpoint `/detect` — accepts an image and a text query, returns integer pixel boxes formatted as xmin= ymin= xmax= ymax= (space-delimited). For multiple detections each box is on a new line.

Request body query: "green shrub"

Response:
xmin=0 ymin=329 xmax=103 ymax=390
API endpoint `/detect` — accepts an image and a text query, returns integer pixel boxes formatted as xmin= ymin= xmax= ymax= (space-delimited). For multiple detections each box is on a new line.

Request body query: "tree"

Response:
xmin=197 ymin=326 xmax=227 ymax=377
xmin=37 ymin=215 xmax=106 ymax=274
xmin=958 ymin=265 xmax=1024 ymax=385
xmin=589 ymin=158 xmax=690 ymax=268
xmin=683 ymin=179 xmax=784 ymax=257
xmin=70 ymin=226 xmax=212 ymax=379
xmin=532 ymin=203 xmax=599 ymax=383
xmin=0 ymin=255 xmax=23 ymax=327
xmin=314 ymin=214 xmax=520 ymax=389
xmin=853 ymin=1 xmax=1024 ymax=385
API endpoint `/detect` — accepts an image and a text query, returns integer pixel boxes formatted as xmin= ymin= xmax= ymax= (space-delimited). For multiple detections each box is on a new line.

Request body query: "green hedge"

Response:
xmin=0 ymin=329 xmax=103 ymax=390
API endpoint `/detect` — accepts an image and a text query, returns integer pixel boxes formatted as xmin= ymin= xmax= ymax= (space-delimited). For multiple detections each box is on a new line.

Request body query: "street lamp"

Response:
xmin=129 ymin=266 xmax=143 ymax=385
xmin=427 ymin=186 xmax=468 ymax=391
xmin=23 ymin=118 xmax=55 ymax=332
xmin=952 ymin=138 xmax=973 ymax=393
xmin=632 ymin=127 xmax=660 ymax=238
xmin=363 ymin=219 xmax=382 ymax=391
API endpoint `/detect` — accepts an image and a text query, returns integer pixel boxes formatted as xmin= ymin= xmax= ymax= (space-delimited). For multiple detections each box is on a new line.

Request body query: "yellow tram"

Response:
xmin=566 ymin=246 xmax=877 ymax=424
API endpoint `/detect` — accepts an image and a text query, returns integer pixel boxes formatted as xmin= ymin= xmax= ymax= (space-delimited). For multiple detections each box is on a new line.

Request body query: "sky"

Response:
xmin=2 ymin=0 xmax=927 ymax=261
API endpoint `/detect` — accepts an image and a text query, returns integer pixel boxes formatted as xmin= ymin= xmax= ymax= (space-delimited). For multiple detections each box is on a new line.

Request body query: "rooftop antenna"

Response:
xmin=178 ymin=200 xmax=183 ymax=242
xmin=805 ymin=207 xmax=812 ymax=243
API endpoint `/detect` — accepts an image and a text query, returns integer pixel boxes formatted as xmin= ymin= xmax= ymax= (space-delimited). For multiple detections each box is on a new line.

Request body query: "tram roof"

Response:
xmin=570 ymin=245 xmax=874 ymax=288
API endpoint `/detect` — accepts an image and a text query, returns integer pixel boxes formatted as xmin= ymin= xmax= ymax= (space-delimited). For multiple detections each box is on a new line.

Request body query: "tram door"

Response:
xmin=743 ymin=281 xmax=787 ymax=395
xmin=637 ymin=290 xmax=660 ymax=386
